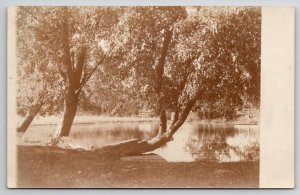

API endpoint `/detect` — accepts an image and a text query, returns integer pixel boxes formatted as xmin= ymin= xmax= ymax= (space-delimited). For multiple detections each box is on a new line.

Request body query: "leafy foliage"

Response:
xmin=16 ymin=6 xmax=261 ymax=120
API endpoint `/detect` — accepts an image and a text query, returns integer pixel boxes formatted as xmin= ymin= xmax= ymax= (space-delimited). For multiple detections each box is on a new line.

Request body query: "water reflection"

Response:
xmin=154 ymin=123 xmax=259 ymax=162
xmin=23 ymin=122 xmax=259 ymax=162
xmin=69 ymin=122 xmax=159 ymax=148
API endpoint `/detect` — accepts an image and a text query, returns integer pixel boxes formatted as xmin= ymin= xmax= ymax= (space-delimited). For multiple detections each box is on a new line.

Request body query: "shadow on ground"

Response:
xmin=17 ymin=145 xmax=259 ymax=188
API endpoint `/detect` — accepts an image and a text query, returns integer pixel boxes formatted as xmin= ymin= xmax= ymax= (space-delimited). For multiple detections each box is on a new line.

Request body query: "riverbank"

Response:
xmin=19 ymin=113 xmax=259 ymax=127
xmin=17 ymin=145 xmax=259 ymax=188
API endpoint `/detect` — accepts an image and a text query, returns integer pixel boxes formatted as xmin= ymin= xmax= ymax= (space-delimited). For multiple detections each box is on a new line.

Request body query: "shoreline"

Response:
xmin=26 ymin=115 xmax=259 ymax=126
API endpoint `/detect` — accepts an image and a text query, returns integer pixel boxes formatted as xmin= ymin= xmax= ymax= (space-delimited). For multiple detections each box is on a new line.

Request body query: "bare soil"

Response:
xmin=17 ymin=145 xmax=259 ymax=188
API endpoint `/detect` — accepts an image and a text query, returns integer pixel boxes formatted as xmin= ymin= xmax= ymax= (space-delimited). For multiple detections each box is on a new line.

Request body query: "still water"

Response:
xmin=23 ymin=122 xmax=259 ymax=162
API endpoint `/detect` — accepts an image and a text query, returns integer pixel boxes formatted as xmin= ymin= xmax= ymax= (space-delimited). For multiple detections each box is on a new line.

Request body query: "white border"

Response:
xmin=260 ymin=7 xmax=295 ymax=188
xmin=7 ymin=6 xmax=17 ymax=188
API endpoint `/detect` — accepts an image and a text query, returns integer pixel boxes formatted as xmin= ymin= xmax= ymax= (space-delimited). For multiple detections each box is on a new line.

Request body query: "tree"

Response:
xmin=100 ymin=6 xmax=261 ymax=156
xmin=51 ymin=7 xmax=122 ymax=138
xmin=16 ymin=7 xmax=122 ymax=137
xmin=16 ymin=71 xmax=62 ymax=133
xmin=106 ymin=7 xmax=188 ymax=134
xmin=16 ymin=7 xmax=64 ymax=132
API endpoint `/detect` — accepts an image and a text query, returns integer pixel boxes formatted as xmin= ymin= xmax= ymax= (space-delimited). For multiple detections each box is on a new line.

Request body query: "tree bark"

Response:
xmin=157 ymin=109 xmax=167 ymax=136
xmin=17 ymin=103 xmax=44 ymax=133
xmin=154 ymin=29 xmax=173 ymax=137
xmin=54 ymin=88 xmax=79 ymax=137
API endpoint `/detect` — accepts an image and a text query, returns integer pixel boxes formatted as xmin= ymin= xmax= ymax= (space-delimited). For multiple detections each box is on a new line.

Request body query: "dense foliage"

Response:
xmin=16 ymin=6 xmax=261 ymax=126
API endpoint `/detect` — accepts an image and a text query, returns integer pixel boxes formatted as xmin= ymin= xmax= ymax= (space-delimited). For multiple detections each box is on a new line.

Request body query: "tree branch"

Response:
xmin=61 ymin=8 xmax=73 ymax=82
xmin=73 ymin=47 xmax=87 ymax=88
xmin=155 ymin=29 xmax=173 ymax=93
xmin=166 ymin=97 xmax=198 ymax=138
xmin=75 ymin=43 xmax=118 ymax=94
xmin=75 ymin=56 xmax=105 ymax=95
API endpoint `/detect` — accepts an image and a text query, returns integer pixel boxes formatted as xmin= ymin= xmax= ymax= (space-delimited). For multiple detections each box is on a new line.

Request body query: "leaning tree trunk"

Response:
xmin=54 ymin=88 xmax=79 ymax=137
xmin=99 ymin=99 xmax=196 ymax=157
xmin=154 ymin=29 xmax=172 ymax=136
xmin=17 ymin=102 xmax=44 ymax=133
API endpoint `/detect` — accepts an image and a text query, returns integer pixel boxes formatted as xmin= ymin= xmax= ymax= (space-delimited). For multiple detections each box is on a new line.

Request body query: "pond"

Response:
xmin=22 ymin=122 xmax=259 ymax=163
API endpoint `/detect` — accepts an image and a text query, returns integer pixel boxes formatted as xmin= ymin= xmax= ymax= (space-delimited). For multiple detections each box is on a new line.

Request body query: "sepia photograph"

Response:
xmin=8 ymin=5 xmax=267 ymax=188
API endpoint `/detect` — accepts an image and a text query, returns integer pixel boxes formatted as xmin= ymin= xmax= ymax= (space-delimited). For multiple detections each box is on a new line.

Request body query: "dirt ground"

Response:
xmin=17 ymin=145 xmax=259 ymax=188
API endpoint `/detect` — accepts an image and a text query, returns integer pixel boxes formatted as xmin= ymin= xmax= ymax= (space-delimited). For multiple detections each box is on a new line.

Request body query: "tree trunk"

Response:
xmin=17 ymin=103 xmax=44 ymax=133
xmin=154 ymin=30 xmax=173 ymax=137
xmin=99 ymin=99 xmax=196 ymax=157
xmin=54 ymin=88 xmax=79 ymax=137
xmin=157 ymin=109 xmax=167 ymax=136
xmin=52 ymin=11 xmax=86 ymax=139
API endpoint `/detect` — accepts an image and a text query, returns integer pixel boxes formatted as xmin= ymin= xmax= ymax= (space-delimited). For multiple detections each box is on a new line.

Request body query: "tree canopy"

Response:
xmin=16 ymin=6 xmax=261 ymax=147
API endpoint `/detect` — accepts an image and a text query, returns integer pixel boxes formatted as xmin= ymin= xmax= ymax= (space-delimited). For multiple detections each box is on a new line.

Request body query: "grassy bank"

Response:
xmin=17 ymin=145 xmax=259 ymax=188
